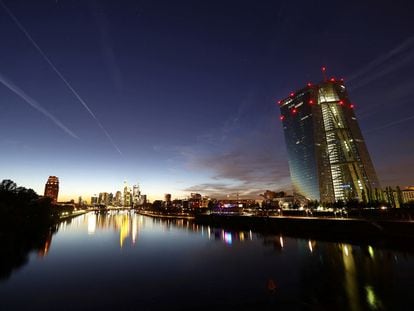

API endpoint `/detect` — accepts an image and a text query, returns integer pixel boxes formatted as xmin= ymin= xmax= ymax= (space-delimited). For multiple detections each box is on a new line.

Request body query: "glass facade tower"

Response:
xmin=279 ymin=79 xmax=380 ymax=203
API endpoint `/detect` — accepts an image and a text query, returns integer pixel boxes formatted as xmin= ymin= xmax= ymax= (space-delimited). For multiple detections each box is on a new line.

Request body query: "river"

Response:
xmin=0 ymin=211 xmax=413 ymax=310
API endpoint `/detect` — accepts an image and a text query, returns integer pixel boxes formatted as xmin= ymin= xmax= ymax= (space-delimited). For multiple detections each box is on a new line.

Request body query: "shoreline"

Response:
xmin=135 ymin=210 xmax=195 ymax=220
xmin=135 ymin=211 xmax=414 ymax=251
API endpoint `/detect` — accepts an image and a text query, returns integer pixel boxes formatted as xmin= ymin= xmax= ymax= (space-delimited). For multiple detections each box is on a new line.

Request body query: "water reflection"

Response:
xmin=1 ymin=211 xmax=413 ymax=310
xmin=83 ymin=212 xmax=141 ymax=248
xmin=0 ymin=224 xmax=57 ymax=280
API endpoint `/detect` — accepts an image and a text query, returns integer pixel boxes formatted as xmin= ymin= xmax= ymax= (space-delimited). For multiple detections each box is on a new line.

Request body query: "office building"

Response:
xmin=279 ymin=77 xmax=380 ymax=203
xmin=132 ymin=184 xmax=141 ymax=206
xmin=91 ymin=194 xmax=98 ymax=206
xmin=44 ymin=176 xmax=59 ymax=203
xmin=123 ymin=182 xmax=131 ymax=207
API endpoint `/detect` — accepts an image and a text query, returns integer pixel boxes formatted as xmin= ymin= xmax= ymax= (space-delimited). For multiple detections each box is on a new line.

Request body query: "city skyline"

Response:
xmin=1 ymin=1 xmax=414 ymax=201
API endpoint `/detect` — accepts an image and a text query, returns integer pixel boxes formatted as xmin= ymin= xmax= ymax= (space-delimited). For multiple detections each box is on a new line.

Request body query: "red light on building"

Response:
xmin=330 ymin=77 xmax=336 ymax=82
xmin=307 ymin=82 xmax=312 ymax=87
xmin=322 ymin=66 xmax=326 ymax=72
xmin=292 ymin=108 xmax=297 ymax=114
xmin=339 ymin=100 xmax=344 ymax=105
xmin=290 ymin=92 xmax=295 ymax=97
xmin=309 ymin=99 xmax=314 ymax=105
xmin=340 ymin=78 xmax=344 ymax=82
xmin=280 ymin=115 xmax=285 ymax=121
xmin=350 ymin=104 xmax=355 ymax=109
xmin=277 ymin=100 xmax=282 ymax=105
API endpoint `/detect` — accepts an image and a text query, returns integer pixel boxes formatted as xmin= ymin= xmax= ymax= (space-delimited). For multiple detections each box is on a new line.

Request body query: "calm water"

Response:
xmin=1 ymin=211 xmax=413 ymax=310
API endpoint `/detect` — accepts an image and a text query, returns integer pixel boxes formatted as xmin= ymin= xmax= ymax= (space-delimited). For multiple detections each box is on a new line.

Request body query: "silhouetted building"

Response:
xmin=44 ymin=176 xmax=59 ymax=203
xmin=191 ymin=193 xmax=202 ymax=200
xmin=98 ymin=192 xmax=110 ymax=205
xmin=132 ymin=184 xmax=141 ymax=206
xmin=114 ymin=191 xmax=122 ymax=206
xmin=279 ymin=77 xmax=380 ymax=203
xmin=123 ymin=182 xmax=131 ymax=207
xmin=402 ymin=187 xmax=414 ymax=203
xmin=164 ymin=193 xmax=171 ymax=202
xmin=164 ymin=193 xmax=172 ymax=207
xmin=91 ymin=194 xmax=98 ymax=205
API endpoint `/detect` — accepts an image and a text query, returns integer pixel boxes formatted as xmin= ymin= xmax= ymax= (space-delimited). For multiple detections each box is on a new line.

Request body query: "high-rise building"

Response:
xmin=123 ymin=182 xmax=131 ymax=207
xmin=98 ymin=192 xmax=110 ymax=205
xmin=279 ymin=77 xmax=380 ymax=203
xmin=164 ymin=193 xmax=172 ymax=207
xmin=44 ymin=176 xmax=59 ymax=203
xmin=132 ymin=184 xmax=141 ymax=207
xmin=108 ymin=193 xmax=114 ymax=206
xmin=91 ymin=194 xmax=98 ymax=206
xmin=115 ymin=191 xmax=122 ymax=206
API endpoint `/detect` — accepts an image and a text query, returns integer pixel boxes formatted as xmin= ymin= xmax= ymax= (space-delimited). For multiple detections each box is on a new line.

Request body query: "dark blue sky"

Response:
xmin=1 ymin=0 xmax=413 ymax=200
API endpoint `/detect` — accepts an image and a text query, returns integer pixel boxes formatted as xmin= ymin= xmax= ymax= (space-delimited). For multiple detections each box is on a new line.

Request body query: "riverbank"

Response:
xmin=135 ymin=210 xmax=195 ymax=220
xmin=195 ymin=214 xmax=414 ymax=248
xmin=59 ymin=210 xmax=87 ymax=221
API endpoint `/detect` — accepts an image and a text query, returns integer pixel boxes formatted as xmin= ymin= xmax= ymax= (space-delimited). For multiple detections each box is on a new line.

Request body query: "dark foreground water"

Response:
xmin=1 ymin=211 xmax=413 ymax=310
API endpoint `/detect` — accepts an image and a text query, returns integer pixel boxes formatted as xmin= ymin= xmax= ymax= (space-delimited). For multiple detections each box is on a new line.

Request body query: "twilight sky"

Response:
xmin=1 ymin=0 xmax=413 ymax=201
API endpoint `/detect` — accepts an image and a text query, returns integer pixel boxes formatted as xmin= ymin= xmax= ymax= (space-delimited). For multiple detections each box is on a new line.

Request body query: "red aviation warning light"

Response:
xmin=330 ymin=77 xmax=336 ymax=82
xmin=321 ymin=66 xmax=327 ymax=81
xmin=339 ymin=100 xmax=344 ymax=106
xmin=307 ymin=82 xmax=312 ymax=87
xmin=350 ymin=104 xmax=355 ymax=109
xmin=280 ymin=115 xmax=285 ymax=121
xmin=292 ymin=108 xmax=297 ymax=114
xmin=277 ymin=100 xmax=282 ymax=105
xmin=290 ymin=92 xmax=295 ymax=97
xmin=309 ymin=99 xmax=314 ymax=105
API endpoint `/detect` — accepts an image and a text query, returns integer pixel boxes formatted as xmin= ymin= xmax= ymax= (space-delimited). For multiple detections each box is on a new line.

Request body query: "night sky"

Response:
xmin=1 ymin=0 xmax=413 ymax=201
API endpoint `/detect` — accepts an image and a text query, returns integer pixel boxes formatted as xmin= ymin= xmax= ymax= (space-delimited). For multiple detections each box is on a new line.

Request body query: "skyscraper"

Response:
xmin=123 ymin=182 xmax=131 ymax=207
xmin=132 ymin=184 xmax=141 ymax=207
xmin=279 ymin=77 xmax=380 ymax=203
xmin=44 ymin=176 xmax=59 ymax=203
xmin=115 ymin=191 xmax=122 ymax=206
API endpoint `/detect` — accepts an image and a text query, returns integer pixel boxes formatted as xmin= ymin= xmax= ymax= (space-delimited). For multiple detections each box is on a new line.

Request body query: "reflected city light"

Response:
xmin=308 ymin=240 xmax=313 ymax=253
xmin=279 ymin=236 xmax=284 ymax=248
xmin=368 ymin=246 xmax=374 ymax=259
xmin=119 ymin=216 xmax=130 ymax=248
xmin=365 ymin=285 xmax=383 ymax=310
xmin=344 ymin=245 xmax=349 ymax=256
xmin=224 ymin=232 xmax=232 ymax=245
xmin=132 ymin=215 xmax=138 ymax=244
xmin=87 ymin=214 xmax=96 ymax=234
xmin=342 ymin=243 xmax=358 ymax=311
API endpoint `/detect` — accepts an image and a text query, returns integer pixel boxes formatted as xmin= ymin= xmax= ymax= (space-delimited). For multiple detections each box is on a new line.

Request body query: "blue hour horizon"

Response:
xmin=1 ymin=1 xmax=414 ymax=201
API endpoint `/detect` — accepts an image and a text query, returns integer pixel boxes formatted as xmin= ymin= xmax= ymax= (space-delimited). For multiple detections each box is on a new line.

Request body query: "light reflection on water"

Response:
xmin=1 ymin=211 xmax=413 ymax=310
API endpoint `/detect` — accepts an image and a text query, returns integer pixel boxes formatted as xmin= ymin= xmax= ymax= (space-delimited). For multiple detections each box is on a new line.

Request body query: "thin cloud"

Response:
xmin=347 ymin=36 xmax=414 ymax=90
xmin=365 ymin=114 xmax=414 ymax=134
xmin=89 ymin=0 xmax=124 ymax=92
xmin=0 ymin=73 xmax=78 ymax=139
xmin=0 ymin=0 xmax=122 ymax=155
xmin=176 ymin=94 xmax=291 ymax=197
